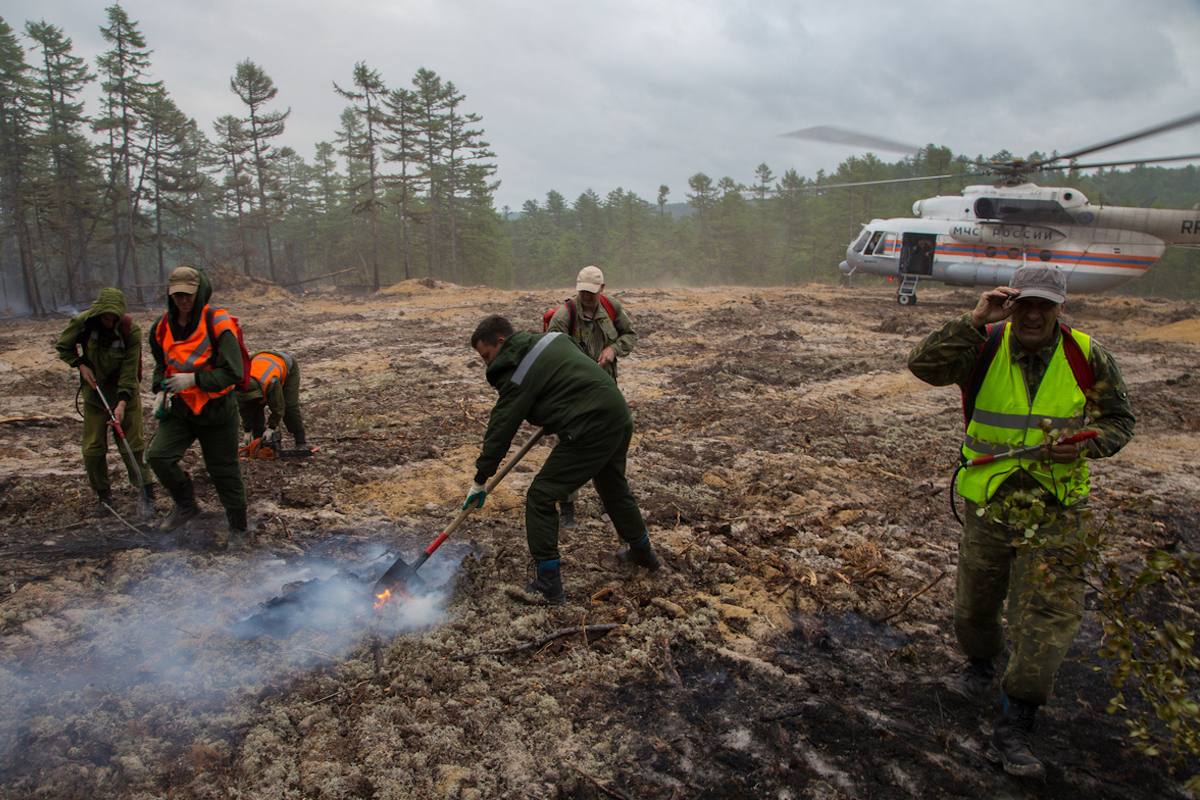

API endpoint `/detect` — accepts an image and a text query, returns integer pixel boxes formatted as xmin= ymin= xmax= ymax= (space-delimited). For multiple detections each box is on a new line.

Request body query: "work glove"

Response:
xmin=152 ymin=391 xmax=169 ymax=420
xmin=243 ymin=432 xmax=254 ymax=448
xmin=164 ymin=372 xmax=197 ymax=393
xmin=462 ymin=482 xmax=487 ymax=510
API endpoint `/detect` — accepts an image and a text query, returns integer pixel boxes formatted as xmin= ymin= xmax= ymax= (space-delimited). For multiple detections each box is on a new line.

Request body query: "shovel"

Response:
xmin=90 ymin=381 xmax=154 ymax=519
xmin=373 ymin=427 xmax=546 ymax=598
xmin=963 ymin=429 xmax=1098 ymax=468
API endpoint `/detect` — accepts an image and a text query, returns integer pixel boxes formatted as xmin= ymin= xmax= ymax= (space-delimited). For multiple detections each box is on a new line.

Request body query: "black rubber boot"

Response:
xmin=987 ymin=693 xmax=1045 ymax=777
xmin=559 ymin=501 xmax=578 ymax=530
xmin=948 ymin=656 xmax=995 ymax=698
xmin=225 ymin=507 xmax=250 ymax=550
xmin=162 ymin=474 xmax=201 ymax=532
xmin=616 ymin=536 xmax=663 ymax=572
xmin=92 ymin=489 xmax=115 ymax=519
xmin=525 ymin=561 xmax=566 ymax=605
xmin=295 ymin=430 xmax=310 ymax=452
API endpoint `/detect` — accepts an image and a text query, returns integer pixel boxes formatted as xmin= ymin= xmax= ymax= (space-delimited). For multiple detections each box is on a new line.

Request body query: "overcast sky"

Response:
xmin=6 ymin=0 xmax=1200 ymax=211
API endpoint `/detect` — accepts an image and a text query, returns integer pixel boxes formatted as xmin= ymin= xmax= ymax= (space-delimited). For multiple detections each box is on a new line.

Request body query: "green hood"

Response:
xmin=87 ymin=287 xmax=127 ymax=321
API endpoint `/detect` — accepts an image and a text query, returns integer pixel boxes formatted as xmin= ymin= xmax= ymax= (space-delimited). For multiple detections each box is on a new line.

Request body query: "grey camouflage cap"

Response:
xmin=1010 ymin=265 xmax=1067 ymax=304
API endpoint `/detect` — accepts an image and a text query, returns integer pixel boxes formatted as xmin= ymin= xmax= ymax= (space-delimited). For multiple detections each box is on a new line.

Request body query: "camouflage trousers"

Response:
xmin=954 ymin=496 xmax=1088 ymax=705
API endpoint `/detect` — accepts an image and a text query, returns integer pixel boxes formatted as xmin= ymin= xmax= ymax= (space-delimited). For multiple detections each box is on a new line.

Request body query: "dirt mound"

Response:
xmin=378 ymin=277 xmax=461 ymax=295
xmin=206 ymin=264 xmax=296 ymax=304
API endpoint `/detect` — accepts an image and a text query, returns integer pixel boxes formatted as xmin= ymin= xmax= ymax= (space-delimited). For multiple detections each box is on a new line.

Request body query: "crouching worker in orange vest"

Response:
xmin=147 ymin=266 xmax=250 ymax=549
xmin=238 ymin=350 xmax=308 ymax=455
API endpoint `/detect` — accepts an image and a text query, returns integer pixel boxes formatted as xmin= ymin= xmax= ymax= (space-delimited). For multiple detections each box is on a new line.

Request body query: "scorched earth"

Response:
xmin=1 ymin=275 xmax=1199 ymax=799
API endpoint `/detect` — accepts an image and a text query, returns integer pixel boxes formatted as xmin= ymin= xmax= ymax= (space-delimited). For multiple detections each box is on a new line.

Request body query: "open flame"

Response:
xmin=374 ymin=589 xmax=392 ymax=610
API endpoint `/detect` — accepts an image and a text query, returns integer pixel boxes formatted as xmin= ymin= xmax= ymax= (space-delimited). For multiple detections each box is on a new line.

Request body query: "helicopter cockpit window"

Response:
xmin=861 ymin=231 xmax=884 ymax=255
xmin=852 ymin=230 xmax=872 ymax=253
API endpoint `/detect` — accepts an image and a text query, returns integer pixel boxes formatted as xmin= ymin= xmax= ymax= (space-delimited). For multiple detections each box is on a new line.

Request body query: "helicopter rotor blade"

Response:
xmin=781 ymin=125 xmax=921 ymax=156
xmin=810 ymin=171 xmax=991 ymax=190
xmin=1037 ymin=152 xmax=1200 ymax=172
xmin=1031 ymin=110 xmax=1200 ymax=169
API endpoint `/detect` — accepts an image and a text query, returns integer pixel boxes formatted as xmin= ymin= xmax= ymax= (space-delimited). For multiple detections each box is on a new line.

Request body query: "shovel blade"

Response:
xmin=373 ymin=555 xmax=427 ymax=599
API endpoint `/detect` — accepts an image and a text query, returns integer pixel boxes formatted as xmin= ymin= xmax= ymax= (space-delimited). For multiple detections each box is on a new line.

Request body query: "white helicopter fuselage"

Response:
xmin=840 ymin=183 xmax=1200 ymax=300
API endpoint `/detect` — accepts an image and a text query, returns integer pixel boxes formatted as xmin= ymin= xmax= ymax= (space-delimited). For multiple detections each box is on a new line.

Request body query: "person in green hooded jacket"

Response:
xmin=466 ymin=314 xmax=662 ymax=604
xmin=55 ymin=288 xmax=155 ymax=518
xmin=147 ymin=266 xmax=249 ymax=547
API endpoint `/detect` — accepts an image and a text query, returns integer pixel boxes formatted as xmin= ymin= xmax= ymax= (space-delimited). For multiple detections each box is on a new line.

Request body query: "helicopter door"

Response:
xmin=901 ymin=234 xmax=936 ymax=276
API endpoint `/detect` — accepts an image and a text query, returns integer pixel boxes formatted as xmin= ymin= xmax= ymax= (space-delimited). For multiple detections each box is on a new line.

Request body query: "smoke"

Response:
xmin=0 ymin=537 xmax=461 ymax=780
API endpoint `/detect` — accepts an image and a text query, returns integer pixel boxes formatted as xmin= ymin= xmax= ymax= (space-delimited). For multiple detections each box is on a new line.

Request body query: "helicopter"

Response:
xmin=784 ymin=112 xmax=1200 ymax=305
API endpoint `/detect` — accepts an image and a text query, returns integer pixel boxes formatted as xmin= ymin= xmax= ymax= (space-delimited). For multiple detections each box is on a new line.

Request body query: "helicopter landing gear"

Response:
xmin=897 ymin=274 xmax=919 ymax=305
xmin=897 ymin=292 xmax=917 ymax=306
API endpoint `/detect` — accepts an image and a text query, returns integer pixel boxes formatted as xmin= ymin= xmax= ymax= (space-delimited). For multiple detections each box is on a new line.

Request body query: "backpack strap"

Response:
xmin=564 ymin=298 xmax=577 ymax=335
xmin=1059 ymin=323 xmax=1094 ymax=395
xmin=961 ymin=322 xmax=1004 ymax=430
xmin=598 ymin=293 xmax=616 ymax=323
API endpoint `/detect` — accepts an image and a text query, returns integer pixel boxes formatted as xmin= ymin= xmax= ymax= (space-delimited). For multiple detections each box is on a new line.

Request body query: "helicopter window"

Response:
xmin=877 ymin=233 xmax=897 ymax=256
xmin=1007 ymin=248 xmax=1020 ymax=259
xmin=852 ymin=230 xmax=872 ymax=253
xmin=1039 ymin=250 xmax=1052 ymax=262
xmin=985 ymin=246 xmax=998 ymax=259
xmin=862 ymin=231 xmax=884 ymax=255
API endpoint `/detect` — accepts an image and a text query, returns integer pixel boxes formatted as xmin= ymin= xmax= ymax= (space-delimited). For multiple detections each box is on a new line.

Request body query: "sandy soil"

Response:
xmin=0 ymin=275 xmax=1198 ymax=799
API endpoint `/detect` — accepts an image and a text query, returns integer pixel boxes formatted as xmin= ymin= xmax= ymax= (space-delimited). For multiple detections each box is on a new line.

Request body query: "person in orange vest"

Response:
xmin=147 ymin=266 xmax=249 ymax=548
xmin=237 ymin=350 xmax=308 ymax=453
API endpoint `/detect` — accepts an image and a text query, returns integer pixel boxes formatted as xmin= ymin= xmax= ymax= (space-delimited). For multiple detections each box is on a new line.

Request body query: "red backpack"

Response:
xmin=156 ymin=306 xmax=253 ymax=391
xmin=542 ymin=294 xmax=617 ymax=333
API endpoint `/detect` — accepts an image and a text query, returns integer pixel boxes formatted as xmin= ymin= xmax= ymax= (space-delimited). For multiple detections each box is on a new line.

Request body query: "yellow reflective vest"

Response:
xmin=957 ymin=324 xmax=1091 ymax=506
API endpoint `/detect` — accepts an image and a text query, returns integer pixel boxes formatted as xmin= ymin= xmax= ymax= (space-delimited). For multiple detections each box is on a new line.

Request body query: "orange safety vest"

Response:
xmin=248 ymin=352 xmax=288 ymax=401
xmin=160 ymin=306 xmax=238 ymax=414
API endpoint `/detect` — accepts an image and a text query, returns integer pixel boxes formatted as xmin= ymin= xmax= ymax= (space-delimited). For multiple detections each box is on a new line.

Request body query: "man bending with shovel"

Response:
xmin=468 ymin=314 xmax=662 ymax=604
xmin=56 ymin=288 xmax=155 ymax=519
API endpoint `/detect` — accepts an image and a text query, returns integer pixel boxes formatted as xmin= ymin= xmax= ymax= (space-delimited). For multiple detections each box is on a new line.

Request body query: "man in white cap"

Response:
xmin=545 ymin=265 xmax=638 ymax=529
xmin=907 ymin=264 xmax=1134 ymax=777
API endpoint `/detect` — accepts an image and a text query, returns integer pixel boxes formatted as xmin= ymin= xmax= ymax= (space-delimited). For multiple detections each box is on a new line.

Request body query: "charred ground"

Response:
xmin=0 ymin=278 xmax=1198 ymax=799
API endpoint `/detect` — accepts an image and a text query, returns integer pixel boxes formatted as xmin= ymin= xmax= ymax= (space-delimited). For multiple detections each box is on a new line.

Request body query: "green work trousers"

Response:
xmin=954 ymin=497 xmax=1088 ymax=705
xmin=81 ymin=401 xmax=151 ymax=494
xmin=147 ymin=393 xmax=246 ymax=510
xmin=525 ymin=413 xmax=647 ymax=563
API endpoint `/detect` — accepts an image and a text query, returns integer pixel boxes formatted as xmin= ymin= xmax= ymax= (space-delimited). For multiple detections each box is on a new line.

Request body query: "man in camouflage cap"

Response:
xmin=907 ymin=265 xmax=1135 ymax=777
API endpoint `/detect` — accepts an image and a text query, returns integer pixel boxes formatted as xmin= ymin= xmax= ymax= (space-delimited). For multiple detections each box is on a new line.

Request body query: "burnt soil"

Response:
xmin=1 ymin=276 xmax=1199 ymax=799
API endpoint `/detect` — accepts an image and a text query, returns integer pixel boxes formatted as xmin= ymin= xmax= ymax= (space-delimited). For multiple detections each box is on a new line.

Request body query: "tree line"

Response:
xmin=3 ymin=6 xmax=1199 ymax=315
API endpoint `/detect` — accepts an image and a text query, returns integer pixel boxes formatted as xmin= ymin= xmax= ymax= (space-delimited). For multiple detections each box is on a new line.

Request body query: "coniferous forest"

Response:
xmin=3 ymin=6 xmax=1200 ymax=315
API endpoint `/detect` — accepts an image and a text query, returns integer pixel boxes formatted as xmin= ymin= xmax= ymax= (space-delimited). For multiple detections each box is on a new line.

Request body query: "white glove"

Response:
xmin=462 ymin=482 xmax=487 ymax=510
xmin=243 ymin=432 xmax=254 ymax=448
xmin=165 ymin=372 xmax=197 ymax=392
